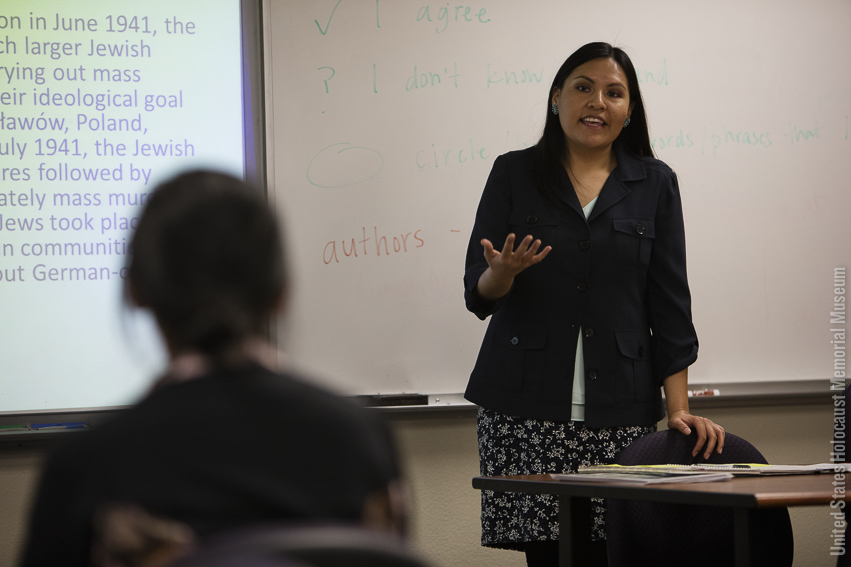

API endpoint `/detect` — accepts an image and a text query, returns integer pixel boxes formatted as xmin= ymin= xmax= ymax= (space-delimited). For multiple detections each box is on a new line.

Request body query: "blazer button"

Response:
xmin=526 ymin=214 xmax=538 ymax=225
xmin=510 ymin=337 xmax=519 ymax=346
xmin=588 ymin=370 xmax=598 ymax=380
xmin=636 ymin=224 xmax=646 ymax=235
xmin=584 ymin=328 xmax=595 ymax=338
xmin=638 ymin=346 xmax=644 ymax=357
xmin=579 ymin=240 xmax=591 ymax=250
xmin=576 ymin=282 xmax=588 ymax=292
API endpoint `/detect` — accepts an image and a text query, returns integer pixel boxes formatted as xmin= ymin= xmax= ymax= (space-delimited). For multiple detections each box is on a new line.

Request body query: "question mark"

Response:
xmin=318 ymin=66 xmax=336 ymax=94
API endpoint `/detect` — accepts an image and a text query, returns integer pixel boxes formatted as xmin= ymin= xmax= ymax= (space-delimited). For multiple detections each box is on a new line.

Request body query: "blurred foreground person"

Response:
xmin=22 ymin=171 xmax=403 ymax=567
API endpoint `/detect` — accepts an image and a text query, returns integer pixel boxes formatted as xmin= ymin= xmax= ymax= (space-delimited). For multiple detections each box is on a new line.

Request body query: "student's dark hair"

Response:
xmin=534 ymin=42 xmax=654 ymax=204
xmin=126 ymin=170 xmax=285 ymax=360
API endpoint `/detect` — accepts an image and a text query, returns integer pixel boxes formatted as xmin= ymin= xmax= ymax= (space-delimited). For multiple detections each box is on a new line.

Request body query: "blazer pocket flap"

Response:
xmin=615 ymin=331 xmax=652 ymax=361
xmin=612 ymin=218 xmax=656 ymax=239
xmin=496 ymin=328 xmax=548 ymax=350
xmin=509 ymin=209 xmax=560 ymax=228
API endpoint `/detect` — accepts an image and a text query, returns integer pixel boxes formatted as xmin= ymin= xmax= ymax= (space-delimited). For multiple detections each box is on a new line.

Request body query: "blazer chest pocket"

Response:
xmin=612 ymin=218 xmax=655 ymax=267
xmin=508 ymin=210 xmax=559 ymax=248
xmin=615 ymin=330 xmax=653 ymax=402
xmin=490 ymin=327 xmax=549 ymax=393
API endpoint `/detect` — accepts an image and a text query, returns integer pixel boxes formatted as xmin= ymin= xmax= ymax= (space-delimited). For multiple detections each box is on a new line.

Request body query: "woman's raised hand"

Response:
xmin=483 ymin=234 xmax=551 ymax=277
xmin=475 ymin=234 xmax=551 ymax=301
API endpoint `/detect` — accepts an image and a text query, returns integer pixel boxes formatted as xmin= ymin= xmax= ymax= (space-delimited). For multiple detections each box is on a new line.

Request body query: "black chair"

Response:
xmin=170 ymin=524 xmax=433 ymax=567
xmin=606 ymin=429 xmax=793 ymax=567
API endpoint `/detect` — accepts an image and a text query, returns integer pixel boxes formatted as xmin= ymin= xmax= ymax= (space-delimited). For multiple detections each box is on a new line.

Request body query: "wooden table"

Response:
xmin=473 ymin=473 xmax=839 ymax=567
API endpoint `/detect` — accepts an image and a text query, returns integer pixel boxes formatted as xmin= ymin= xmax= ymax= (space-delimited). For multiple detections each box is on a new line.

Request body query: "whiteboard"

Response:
xmin=267 ymin=0 xmax=851 ymax=393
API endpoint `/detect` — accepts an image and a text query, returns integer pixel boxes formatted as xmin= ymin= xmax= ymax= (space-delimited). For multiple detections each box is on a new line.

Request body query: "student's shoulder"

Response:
xmin=246 ymin=366 xmax=390 ymax=430
xmin=86 ymin=365 xmax=388 ymax=443
xmin=259 ymin=369 xmax=400 ymax=475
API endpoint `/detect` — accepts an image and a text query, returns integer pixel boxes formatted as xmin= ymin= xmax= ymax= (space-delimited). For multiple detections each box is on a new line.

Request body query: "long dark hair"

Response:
xmin=534 ymin=42 xmax=654 ymax=203
xmin=126 ymin=171 xmax=286 ymax=361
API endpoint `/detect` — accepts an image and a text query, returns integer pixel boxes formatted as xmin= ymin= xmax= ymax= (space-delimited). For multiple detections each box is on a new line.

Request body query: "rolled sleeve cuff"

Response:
xmin=464 ymin=266 xmax=514 ymax=320
xmin=657 ymin=342 xmax=699 ymax=385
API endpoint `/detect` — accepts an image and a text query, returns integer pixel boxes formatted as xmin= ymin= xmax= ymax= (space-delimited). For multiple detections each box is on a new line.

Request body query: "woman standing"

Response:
xmin=464 ymin=42 xmax=724 ymax=566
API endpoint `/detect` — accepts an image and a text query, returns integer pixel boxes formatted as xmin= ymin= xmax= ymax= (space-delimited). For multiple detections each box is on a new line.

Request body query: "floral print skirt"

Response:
xmin=477 ymin=406 xmax=656 ymax=549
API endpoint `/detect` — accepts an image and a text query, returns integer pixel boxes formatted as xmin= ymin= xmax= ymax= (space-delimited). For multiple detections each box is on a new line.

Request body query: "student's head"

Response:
xmin=126 ymin=171 xmax=285 ymax=359
xmin=540 ymin=42 xmax=652 ymax=159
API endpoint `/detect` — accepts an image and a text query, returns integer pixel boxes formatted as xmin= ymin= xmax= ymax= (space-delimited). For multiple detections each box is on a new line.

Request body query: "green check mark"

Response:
xmin=315 ymin=0 xmax=343 ymax=35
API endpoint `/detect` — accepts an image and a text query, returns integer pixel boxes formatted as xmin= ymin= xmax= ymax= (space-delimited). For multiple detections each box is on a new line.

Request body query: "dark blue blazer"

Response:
xmin=463 ymin=145 xmax=698 ymax=427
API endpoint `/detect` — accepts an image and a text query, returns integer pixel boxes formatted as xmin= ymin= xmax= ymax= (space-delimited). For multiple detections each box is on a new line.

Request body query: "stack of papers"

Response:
xmin=552 ymin=471 xmax=734 ymax=485
xmin=550 ymin=463 xmax=838 ymax=484
xmin=553 ymin=466 xmax=734 ymax=485
xmin=579 ymin=463 xmax=838 ymax=476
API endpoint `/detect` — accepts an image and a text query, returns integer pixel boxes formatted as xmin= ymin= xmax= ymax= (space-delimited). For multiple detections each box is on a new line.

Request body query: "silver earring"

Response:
xmin=623 ymin=117 xmax=631 ymax=127
xmin=551 ymin=104 xmax=559 ymax=115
